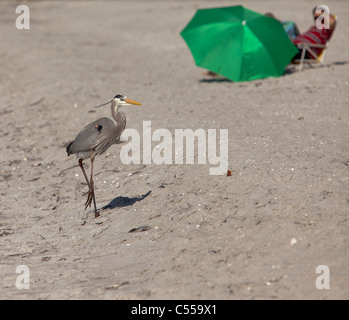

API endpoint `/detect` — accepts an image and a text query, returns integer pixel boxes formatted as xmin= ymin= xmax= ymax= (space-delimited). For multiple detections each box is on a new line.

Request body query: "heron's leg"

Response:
xmin=85 ymin=158 xmax=94 ymax=208
xmin=79 ymin=158 xmax=94 ymax=213
xmin=79 ymin=159 xmax=90 ymax=189
xmin=85 ymin=155 xmax=99 ymax=217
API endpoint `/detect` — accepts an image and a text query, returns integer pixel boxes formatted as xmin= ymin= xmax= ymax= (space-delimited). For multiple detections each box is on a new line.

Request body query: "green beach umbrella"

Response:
xmin=180 ymin=5 xmax=298 ymax=82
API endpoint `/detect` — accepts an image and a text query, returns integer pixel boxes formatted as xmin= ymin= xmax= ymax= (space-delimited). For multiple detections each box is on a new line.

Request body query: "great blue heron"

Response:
xmin=66 ymin=94 xmax=142 ymax=217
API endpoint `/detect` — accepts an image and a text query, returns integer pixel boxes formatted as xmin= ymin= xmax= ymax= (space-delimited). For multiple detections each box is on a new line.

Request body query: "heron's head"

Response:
xmin=113 ymin=94 xmax=142 ymax=107
xmin=95 ymin=94 xmax=142 ymax=109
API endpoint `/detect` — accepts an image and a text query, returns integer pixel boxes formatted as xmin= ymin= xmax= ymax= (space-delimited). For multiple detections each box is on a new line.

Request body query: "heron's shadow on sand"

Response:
xmin=101 ymin=191 xmax=151 ymax=210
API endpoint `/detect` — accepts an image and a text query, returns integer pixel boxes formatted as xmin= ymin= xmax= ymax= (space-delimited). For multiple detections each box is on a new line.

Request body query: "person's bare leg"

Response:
xmin=202 ymin=70 xmax=218 ymax=77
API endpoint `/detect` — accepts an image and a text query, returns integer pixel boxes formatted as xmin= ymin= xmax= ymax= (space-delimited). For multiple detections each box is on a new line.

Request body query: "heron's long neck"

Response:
xmin=111 ymin=103 xmax=126 ymax=129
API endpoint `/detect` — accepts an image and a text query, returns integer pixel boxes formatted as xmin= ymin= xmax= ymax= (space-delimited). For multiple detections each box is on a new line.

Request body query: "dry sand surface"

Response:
xmin=1 ymin=0 xmax=348 ymax=299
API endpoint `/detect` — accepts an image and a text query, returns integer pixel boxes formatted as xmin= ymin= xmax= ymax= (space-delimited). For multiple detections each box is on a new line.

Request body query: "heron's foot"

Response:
xmin=85 ymin=179 xmax=94 ymax=209
xmin=85 ymin=188 xmax=93 ymax=209
xmin=84 ymin=191 xmax=100 ymax=218
xmin=83 ymin=180 xmax=99 ymax=217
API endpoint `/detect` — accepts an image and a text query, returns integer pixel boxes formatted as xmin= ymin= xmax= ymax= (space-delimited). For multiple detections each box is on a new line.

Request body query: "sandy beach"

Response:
xmin=1 ymin=0 xmax=348 ymax=299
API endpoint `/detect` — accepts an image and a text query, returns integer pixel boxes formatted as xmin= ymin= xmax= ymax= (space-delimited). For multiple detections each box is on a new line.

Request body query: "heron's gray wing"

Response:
xmin=68 ymin=118 xmax=114 ymax=154
xmin=93 ymin=117 xmax=126 ymax=155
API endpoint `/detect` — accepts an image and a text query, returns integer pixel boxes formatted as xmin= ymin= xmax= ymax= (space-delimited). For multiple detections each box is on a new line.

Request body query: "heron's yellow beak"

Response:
xmin=124 ymin=98 xmax=142 ymax=106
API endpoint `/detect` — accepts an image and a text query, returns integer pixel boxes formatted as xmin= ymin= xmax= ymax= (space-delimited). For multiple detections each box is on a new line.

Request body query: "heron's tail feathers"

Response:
xmin=66 ymin=141 xmax=73 ymax=156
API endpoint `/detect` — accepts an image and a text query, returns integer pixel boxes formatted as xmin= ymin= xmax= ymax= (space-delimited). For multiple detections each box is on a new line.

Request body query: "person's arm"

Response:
xmin=329 ymin=13 xmax=337 ymax=31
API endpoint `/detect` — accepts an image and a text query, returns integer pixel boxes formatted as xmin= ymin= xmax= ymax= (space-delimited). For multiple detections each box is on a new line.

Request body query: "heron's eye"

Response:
xmin=95 ymin=124 xmax=103 ymax=131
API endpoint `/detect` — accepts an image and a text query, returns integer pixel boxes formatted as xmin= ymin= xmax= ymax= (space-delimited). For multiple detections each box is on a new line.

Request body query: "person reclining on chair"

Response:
xmin=292 ymin=6 xmax=337 ymax=60
xmin=203 ymin=6 xmax=337 ymax=78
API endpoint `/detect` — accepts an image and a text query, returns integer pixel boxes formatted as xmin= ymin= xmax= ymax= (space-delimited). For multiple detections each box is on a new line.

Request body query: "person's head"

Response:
xmin=265 ymin=12 xmax=276 ymax=19
xmin=312 ymin=5 xmax=336 ymax=30
xmin=312 ymin=5 xmax=324 ymax=21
